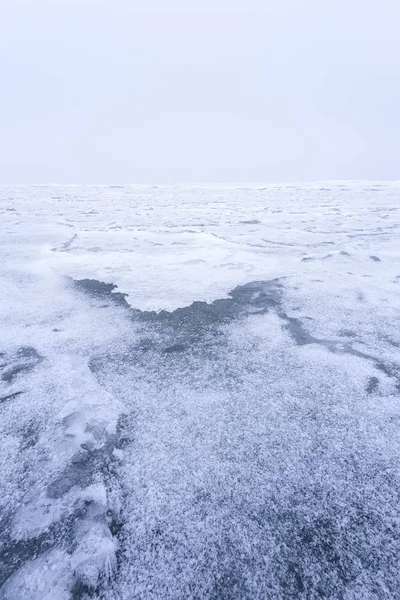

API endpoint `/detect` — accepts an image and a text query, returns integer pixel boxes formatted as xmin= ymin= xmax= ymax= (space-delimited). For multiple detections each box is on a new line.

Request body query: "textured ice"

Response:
xmin=1 ymin=182 xmax=400 ymax=598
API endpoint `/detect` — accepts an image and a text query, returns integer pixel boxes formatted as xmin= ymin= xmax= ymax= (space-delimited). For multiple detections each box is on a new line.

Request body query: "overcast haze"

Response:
xmin=1 ymin=0 xmax=399 ymax=183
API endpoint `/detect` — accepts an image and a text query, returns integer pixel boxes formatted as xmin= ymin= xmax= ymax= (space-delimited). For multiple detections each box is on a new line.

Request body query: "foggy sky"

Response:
xmin=1 ymin=0 xmax=399 ymax=183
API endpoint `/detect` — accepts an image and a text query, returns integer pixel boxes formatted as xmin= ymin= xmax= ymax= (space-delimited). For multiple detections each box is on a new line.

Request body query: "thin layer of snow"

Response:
xmin=1 ymin=183 xmax=400 ymax=599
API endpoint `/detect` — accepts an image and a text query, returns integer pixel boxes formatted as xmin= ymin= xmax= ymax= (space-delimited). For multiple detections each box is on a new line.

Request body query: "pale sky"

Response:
xmin=1 ymin=0 xmax=399 ymax=183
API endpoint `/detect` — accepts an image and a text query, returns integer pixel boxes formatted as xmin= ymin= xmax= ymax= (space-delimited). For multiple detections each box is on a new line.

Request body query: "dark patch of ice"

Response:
xmin=72 ymin=277 xmax=400 ymax=393
xmin=0 ymin=391 xmax=23 ymax=404
xmin=1 ymin=347 xmax=43 ymax=383
xmin=70 ymin=278 xmax=130 ymax=308
xmin=366 ymin=377 xmax=380 ymax=394
xmin=47 ymin=435 xmax=116 ymax=499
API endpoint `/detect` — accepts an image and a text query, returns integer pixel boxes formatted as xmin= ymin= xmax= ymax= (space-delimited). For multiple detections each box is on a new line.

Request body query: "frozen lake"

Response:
xmin=1 ymin=183 xmax=400 ymax=598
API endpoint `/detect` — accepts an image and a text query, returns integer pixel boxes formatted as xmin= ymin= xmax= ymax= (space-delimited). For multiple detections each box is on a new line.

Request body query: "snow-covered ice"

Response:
xmin=1 ymin=182 xmax=400 ymax=598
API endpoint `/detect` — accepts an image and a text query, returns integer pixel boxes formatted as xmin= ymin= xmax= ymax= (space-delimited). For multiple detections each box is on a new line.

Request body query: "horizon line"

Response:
xmin=1 ymin=179 xmax=400 ymax=187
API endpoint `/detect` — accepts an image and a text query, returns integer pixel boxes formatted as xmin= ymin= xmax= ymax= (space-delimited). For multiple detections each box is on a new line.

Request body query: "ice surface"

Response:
xmin=1 ymin=183 xmax=400 ymax=598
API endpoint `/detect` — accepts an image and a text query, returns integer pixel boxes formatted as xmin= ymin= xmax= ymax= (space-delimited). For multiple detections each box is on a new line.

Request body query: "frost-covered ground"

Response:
xmin=1 ymin=182 xmax=400 ymax=599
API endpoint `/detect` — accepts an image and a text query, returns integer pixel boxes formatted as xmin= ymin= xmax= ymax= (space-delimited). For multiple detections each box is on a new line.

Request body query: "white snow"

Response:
xmin=1 ymin=182 xmax=400 ymax=598
xmin=2 ymin=181 xmax=398 ymax=313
